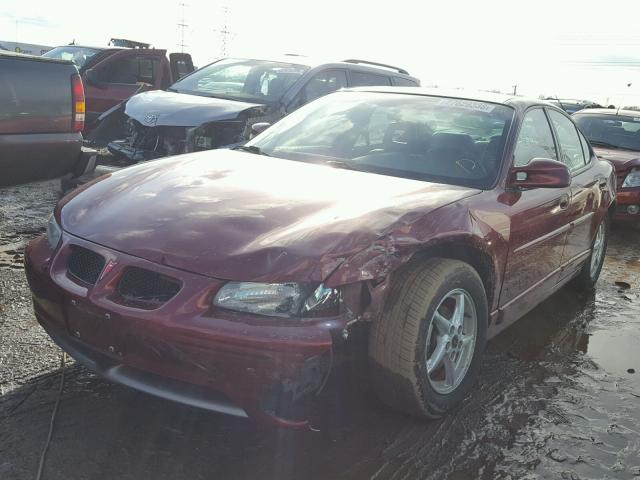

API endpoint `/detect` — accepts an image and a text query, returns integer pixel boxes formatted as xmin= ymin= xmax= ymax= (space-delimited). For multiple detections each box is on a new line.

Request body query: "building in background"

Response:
xmin=0 ymin=41 xmax=52 ymax=55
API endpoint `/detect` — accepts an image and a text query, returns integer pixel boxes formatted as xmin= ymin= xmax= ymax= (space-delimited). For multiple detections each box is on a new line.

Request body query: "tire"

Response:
xmin=572 ymin=215 xmax=609 ymax=290
xmin=368 ymin=258 xmax=488 ymax=418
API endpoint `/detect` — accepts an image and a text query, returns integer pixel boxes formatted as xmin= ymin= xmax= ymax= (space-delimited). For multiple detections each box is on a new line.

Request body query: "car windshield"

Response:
xmin=42 ymin=46 xmax=102 ymax=69
xmin=574 ymin=113 xmax=640 ymax=151
xmin=170 ymin=58 xmax=309 ymax=103
xmin=247 ymin=92 xmax=514 ymax=188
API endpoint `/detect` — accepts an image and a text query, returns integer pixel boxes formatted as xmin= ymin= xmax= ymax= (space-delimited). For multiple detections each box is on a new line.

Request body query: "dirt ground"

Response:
xmin=1 ymin=179 xmax=640 ymax=480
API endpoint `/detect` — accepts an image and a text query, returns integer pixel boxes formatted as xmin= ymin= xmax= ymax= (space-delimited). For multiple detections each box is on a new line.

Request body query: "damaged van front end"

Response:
xmin=107 ymin=90 xmax=273 ymax=163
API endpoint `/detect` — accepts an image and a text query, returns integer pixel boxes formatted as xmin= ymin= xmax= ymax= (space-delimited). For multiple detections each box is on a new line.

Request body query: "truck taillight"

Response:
xmin=71 ymin=74 xmax=85 ymax=132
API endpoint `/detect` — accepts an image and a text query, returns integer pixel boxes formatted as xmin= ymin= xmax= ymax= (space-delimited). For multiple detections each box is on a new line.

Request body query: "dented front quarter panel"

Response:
xmin=325 ymin=191 xmax=510 ymax=321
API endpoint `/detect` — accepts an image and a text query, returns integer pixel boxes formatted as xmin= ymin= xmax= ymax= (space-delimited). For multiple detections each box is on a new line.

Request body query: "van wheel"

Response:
xmin=369 ymin=258 xmax=487 ymax=418
xmin=573 ymin=215 xmax=609 ymax=290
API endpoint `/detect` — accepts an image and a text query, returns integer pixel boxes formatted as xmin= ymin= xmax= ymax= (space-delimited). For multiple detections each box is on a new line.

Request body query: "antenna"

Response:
xmin=177 ymin=2 xmax=189 ymax=53
xmin=616 ymin=82 xmax=632 ymax=116
xmin=213 ymin=6 xmax=235 ymax=57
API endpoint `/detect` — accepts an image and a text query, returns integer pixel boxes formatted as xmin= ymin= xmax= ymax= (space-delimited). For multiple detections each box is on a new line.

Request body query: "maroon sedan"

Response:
xmin=573 ymin=108 xmax=640 ymax=221
xmin=26 ymin=89 xmax=615 ymax=428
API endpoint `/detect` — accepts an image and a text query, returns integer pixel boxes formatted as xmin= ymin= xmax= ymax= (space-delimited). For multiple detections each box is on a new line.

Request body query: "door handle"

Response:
xmin=558 ymin=195 xmax=570 ymax=210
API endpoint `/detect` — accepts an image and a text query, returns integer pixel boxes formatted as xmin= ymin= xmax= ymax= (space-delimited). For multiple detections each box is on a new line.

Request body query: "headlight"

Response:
xmin=213 ymin=282 xmax=339 ymax=318
xmin=46 ymin=214 xmax=62 ymax=250
xmin=622 ymin=168 xmax=640 ymax=188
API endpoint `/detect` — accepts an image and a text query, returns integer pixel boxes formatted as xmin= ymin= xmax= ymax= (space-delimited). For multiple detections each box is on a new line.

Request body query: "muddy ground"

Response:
xmin=1 ymin=179 xmax=639 ymax=480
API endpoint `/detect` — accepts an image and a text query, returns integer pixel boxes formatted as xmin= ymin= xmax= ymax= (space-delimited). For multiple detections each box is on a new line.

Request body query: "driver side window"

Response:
xmin=513 ymin=109 xmax=558 ymax=167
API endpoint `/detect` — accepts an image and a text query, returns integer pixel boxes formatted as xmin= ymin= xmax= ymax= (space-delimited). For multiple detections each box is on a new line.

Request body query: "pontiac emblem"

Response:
xmin=143 ymin=113 xmax=158 ymax=126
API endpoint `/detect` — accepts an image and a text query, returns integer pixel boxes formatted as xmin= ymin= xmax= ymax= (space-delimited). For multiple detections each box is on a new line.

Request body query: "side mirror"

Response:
xmin=84 ymin=69 xmax=106 ymax=89
xmin=510 ymin=158 xmax=570 ymax=189
xmin=250 ymin=122 xmax=271 ymax=139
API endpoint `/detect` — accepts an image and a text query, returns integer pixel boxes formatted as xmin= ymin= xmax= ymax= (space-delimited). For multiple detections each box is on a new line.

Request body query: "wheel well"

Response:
xmin=410 ymin=243 xmax=496 ymax=310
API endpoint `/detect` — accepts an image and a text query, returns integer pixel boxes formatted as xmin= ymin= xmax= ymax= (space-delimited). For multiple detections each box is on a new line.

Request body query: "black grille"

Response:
xmin=67 ymin=246 xmax=106 ymax=285
xmin=117 ymin=267 xmax=180 ymax=308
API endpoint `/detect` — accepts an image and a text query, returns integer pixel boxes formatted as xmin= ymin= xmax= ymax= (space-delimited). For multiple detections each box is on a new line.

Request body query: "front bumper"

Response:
xmin=25 ymin=233 xmax=344 ymax=428
xmin=614 ymin=186 xmax=640 ymax=221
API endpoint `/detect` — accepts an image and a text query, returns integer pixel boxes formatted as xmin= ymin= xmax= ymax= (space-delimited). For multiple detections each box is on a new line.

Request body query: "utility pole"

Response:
xmin=177 ymin=2 xmax=189 ymax=53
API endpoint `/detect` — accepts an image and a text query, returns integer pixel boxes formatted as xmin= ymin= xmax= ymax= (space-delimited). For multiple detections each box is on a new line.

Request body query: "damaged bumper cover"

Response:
xmin=25 ymin=234 xmax=343 ymax=429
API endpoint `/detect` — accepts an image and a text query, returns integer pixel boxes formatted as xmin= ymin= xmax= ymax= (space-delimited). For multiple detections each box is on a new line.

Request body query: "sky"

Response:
xmin=3 ymin=0 xmax=640 ymax=106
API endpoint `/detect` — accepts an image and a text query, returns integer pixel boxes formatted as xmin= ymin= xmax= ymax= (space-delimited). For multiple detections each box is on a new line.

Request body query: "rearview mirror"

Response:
xmin=510 ymin=158 xmax=570 ymax=189
xmin=84 ymin=69 xmax=106 ymax=89
xmin=250 ymin=122 xmax=271 ymax=139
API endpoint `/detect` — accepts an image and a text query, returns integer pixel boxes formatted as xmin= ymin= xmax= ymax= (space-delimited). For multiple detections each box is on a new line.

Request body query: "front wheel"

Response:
xmin=573 ymin=215 xmax=609 ymax=290
xmin=368 ymin=258 xmax=488 ymax=418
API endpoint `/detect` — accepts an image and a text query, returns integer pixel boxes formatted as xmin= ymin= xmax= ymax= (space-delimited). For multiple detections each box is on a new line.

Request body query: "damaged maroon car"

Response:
xmin=25 ymin=89 xmax=615 ymax=428
xmin=573 ymin=108 xmax=640 ymax=221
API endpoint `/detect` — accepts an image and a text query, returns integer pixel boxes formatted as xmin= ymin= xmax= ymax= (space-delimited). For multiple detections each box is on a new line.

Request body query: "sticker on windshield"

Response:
xmin=438 ymin=98 xmax=496 ymax=113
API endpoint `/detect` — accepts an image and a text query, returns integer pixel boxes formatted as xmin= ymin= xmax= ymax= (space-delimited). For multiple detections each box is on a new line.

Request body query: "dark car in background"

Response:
xmin=574 ymin=108 xmax=640 ymax=221
xmin=43 ymin=43 xmax=194 ymax=131
xmin=546 ymin=98 xmax=603 ymax=114
xmin=105 ymin=56 xmax=420 ymax=163
xmin=26 ymin=89 xmax=615 ymax=428
xmin=0 ymin=51 xmax=84 ymax=187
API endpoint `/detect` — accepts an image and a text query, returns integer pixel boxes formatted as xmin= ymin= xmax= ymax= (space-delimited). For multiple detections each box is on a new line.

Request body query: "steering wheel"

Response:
xmin=455 ymin=158 xmax=488 ymax=177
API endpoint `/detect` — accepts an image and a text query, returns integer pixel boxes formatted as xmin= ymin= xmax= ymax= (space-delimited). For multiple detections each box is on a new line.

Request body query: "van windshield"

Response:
xmin=170 ymin=58 xmax=309 ymax=103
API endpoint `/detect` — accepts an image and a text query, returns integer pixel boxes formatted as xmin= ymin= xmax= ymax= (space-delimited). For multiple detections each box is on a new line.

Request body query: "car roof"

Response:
xmin=231 ymin=55 xmax=418 ymax=79
xmin=341 ymin=86 xmax=557 ymax=109
xmin=572 ymin=108 xmax=640 ymax=117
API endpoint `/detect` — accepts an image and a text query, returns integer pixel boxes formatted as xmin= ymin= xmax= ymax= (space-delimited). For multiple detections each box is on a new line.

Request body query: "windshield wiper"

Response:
xmin=233 ymin=145 xmax=271 ymax=156
xmin=589 ymin=140 xmax=626 ymax=150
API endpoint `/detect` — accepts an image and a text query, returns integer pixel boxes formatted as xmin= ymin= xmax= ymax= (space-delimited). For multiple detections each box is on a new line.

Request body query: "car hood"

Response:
xmin=60 ymin=151 xmax=480 ymax=282
xmin=124 ymin=90 xmax=265 ymax=127
xmin=594 ymin=147 xmax=640 ymax=174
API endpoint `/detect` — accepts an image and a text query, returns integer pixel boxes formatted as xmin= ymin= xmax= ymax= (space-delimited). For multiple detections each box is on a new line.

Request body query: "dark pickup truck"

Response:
xmin=43 ymin=44 xmax=194 ymax=131
xmin=0 ymin=52 xmax=84 ymax=187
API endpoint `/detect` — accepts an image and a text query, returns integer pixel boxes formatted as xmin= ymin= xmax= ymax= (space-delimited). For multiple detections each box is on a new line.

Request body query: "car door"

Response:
xmin=84 ymin=50 xmax=160 ymax=121
xmin=500 ymin=108 xmax=571 ymax=312
xmin=546 ymin=109 xmax=601 ymax=279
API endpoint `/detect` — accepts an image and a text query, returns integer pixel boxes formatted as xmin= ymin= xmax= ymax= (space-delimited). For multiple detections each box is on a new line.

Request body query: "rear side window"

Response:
xmin=513 ymin=109 xmax=557 ymax=167
xmin=350 ymin=71 xmax=392 ymax=87
xmin=548 ymin=110 xmax=586 ymax=172
xmin=303 ymin=69 xmax=348 ymax=103
xmin=99 ymin=56 xmax=158 ymax=85
xmin=393 ymin=77 xmax=419 ymax=86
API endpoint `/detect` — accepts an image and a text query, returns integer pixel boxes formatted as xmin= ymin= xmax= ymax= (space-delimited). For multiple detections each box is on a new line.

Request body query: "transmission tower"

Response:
xmin=177 ymin=2 xmax=189 ymax=52
xmin=213 ymin=6 xmax=235 ymax=57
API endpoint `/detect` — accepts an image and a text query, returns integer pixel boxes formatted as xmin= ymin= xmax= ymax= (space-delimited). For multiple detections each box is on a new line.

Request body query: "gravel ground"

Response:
xmin=1 ymin=179 xmax=639 ymax=480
